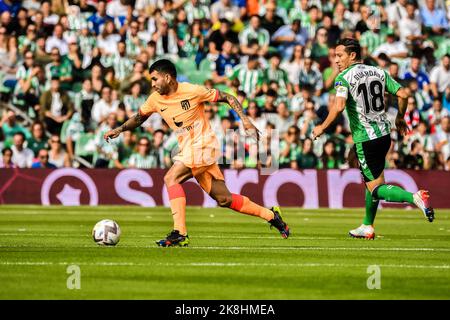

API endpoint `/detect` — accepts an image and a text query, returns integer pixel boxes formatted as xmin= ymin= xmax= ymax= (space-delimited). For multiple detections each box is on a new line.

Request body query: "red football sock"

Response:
xmin=167 ymin=184 xmax=187 ymax=235
xmin=229 ymin=193 xmax=274 ymax=221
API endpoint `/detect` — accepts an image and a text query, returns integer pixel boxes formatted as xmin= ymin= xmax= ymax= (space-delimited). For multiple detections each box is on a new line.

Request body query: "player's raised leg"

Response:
xmin=367 ymin=173 xmax=435 ymax=223
xmin=207 ymin=178 xmax=290 ymax=238
xmin=156 ymin=161 xmax=193 ymax=247
xmin=350 ymin=170 xmax=435 ymax=239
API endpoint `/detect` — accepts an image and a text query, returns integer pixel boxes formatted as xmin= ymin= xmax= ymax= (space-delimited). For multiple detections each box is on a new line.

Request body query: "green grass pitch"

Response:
xmin=0 ymin=205 xmax=449 ymax=299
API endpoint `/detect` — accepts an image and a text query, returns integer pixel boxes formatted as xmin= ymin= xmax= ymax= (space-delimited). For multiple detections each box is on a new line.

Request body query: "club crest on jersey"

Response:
xmin=335 ymin=81 xmax=343 ymax=87
xmin=181 ymin=99 xmax=191 ymax=111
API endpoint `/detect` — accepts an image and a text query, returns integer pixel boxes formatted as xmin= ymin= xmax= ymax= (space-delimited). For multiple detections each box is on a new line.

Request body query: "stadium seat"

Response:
xmin=175 ymin=57 xmax=197 ymax=76
xmin=188 ymin=70 xmax=211 ymax=85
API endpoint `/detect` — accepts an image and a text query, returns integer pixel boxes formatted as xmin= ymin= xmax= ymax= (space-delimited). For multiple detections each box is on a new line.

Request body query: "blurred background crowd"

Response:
xmin=0 ymin=0 xmax=449 ymax=170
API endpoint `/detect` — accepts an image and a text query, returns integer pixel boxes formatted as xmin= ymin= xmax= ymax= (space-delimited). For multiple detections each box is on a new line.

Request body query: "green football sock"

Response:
xmin=373 ymin=184 xmax=414 ymax=204
xmin=363 ymin=189 xmax=379 ymax=226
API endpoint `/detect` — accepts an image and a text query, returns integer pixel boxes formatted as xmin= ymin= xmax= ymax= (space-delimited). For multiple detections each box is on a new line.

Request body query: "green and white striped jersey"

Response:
xmin=238 ymin=26 xmax=270 ymax=47
xmin=128 ymin=152 xmax=158 ymax=169
xmin=229 ymin=64 xmax=264 ymax=97
xmin=184 ymin=2 xmax=210 ymax=24
xmin=78 ymin=35 xmax=97 ymax=56
xmin=68 ymin=14 xmax=88 ymax=31
xmin=125 ymin=35 xmax=144 ymax=57
xmin=263 ymin=67 xmax=289 ymax=96
xmin=359 ymin=30 xmax=385 ymax=54
xmin=14 ymin=65 xmax=40 ymax=96
xmin=17 ymin=36 xmax=36 ymax=52
xmin=100 ymin=53 xmax=134 ymax=81
xmin=334 ymin=63 xmax=402 ymax=143
xmin=123 ymin=94 xmax=147 ymax=113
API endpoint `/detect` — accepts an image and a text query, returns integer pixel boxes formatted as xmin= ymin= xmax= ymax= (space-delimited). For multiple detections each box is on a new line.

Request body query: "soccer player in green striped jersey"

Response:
xmin=312 ymin=38 xmax=435 ymax=239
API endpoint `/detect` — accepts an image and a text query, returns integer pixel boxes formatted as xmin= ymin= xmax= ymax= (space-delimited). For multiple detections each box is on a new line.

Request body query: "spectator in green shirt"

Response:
xmin=294 ymin=137 xmax=318 ymax=169
xmin=45 ymin=47 xmax=73 ymax=91
xmin=360 ymin=15 xmax=385 ymax=57
xmin=311 ymin=27 xmax=330 ymax=69
xmin=0 ymin=110 xmax=31 ymax=143
xmin=115 ymin=130 xmax=135 ymax=169
xmin=317 ymin=140 xmax=343 ymax=169
xmin=263 ymin=52 xmax=291 ymax=97
xmin=27 ymin=121 xmax=49 ymax=156
xmin=279 ymin=125 xmax=301 ymax=168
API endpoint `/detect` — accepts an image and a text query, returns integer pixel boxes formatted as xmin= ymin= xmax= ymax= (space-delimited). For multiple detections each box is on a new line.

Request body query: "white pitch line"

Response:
xmin=0 ymin=261 xmax=449 ymax=269
xmin=0 ymin=233 xmax=335 ymax=240
xmin=148 ymin=246 xmax=450 ymax=252
xmin=0 ymin=244 xmax=450 ymax=252
xmin=0 ymin=233 xmax=445 ymax=242
xmin=154 ymin=246 xmax=450 ymax=252
xmin=138 ymin=235 xmax=337 ymax=240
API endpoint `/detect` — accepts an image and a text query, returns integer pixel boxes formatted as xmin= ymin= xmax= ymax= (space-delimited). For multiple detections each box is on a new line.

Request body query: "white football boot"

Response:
xmin=349 ymin=224 xmax=375 ymax=240
xmin=413 ymin=190 xmax=435 ymax=222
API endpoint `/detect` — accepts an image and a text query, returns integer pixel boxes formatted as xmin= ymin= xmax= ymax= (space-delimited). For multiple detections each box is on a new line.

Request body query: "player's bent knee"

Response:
xmin=164 ymin=173 xmax=177 ymax=187
xmin=215 ymin=195 xmax=232 ymax=207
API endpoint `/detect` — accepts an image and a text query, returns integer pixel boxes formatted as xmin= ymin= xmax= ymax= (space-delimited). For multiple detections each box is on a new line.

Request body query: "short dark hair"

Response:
xmin=101 ymin=84 xmax=112 ymax=92
xmin=154 ymin=129 xmax=165 ymax=136
xmin=139 ymin=136 xmax=150 ymax=143
xmin=2 ymin=147 xmax=12 ymax=156
xmin=237 ymin=90 xmax=247 ymax=98
xmin=270 ymin=52 xmax=282 ymax=60
xmin=411 ymin=140 xmax=421 ymax=150
xmin=338 ymin=38 xmax=361 ymax=60
xmin=149 ymin=59 xmax=177 ymax=78
xmin=266 ymin=88 xmax=278 ymax=97
xmin=14 ymin=132 xmax=25 ymax=140
xmin=300 ymin=83 xmax=314 ymax=92
xmin=323 ymin=12 xmax=333 ymax=19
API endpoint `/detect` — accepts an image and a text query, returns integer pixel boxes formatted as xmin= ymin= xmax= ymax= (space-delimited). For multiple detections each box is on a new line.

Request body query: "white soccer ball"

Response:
xmin=92 ymin=219 xmax=121 ymax=246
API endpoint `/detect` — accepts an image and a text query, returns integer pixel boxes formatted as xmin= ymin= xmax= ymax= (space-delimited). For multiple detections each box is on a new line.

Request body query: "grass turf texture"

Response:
xmin=0 ymin=205 xmax=449 ymax=300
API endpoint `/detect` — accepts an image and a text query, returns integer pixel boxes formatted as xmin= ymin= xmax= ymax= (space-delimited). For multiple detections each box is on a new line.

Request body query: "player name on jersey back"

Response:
xmin=334 ymin=63 xmax=402 ymax=143
xmin=350 ymin=67 xmax=385 ymax=83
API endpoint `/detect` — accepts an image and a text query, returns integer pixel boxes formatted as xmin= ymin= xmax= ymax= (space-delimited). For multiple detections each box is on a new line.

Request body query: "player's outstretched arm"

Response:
xmin=312 ymin=96 xmax=346 ymax=140
xmin=394 ymin=88 xmax=410 ymax=136
xmin=216 ymin=90 xmax=247 ymax=121
xmin=104 ymin=112 xmax=149 ymax=142
xmin=216 ymin=90 xmax=261 ymax=139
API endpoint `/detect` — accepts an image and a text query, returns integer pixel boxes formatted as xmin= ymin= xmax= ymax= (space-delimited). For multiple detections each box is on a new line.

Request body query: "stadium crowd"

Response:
xmin=0 ymin=0 xmax=449 ymax=170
